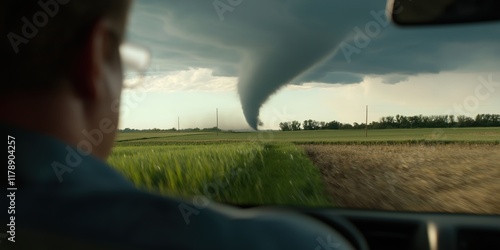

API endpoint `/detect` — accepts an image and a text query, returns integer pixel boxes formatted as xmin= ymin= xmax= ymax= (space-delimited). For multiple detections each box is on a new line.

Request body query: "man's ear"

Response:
xmin=71 ymin=20 xmax=109 ymax=100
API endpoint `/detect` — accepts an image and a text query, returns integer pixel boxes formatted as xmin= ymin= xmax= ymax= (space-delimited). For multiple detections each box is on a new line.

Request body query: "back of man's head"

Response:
xmin=3 ymin=0 xmax=130 ymax=93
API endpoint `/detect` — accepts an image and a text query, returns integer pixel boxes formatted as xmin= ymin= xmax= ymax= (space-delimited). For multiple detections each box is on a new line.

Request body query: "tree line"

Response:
xmin=279 ymin=114 xmax=500 ymax=131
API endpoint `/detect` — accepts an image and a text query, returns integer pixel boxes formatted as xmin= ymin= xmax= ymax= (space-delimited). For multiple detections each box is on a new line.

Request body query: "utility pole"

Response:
xmin=178 ymin=116 xmax=180 ymax=132
xmin=365 ymin=105 xmax=368 ymax=138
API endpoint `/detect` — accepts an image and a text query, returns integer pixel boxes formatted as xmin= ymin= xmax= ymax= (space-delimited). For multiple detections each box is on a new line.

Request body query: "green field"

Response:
xmin=109 ymin=142 xmax=331 ymax=206
xmin=116 ymin=127 xmax=500 ymax=145
xmin=109 ymin=128 xmax=500 ymax=207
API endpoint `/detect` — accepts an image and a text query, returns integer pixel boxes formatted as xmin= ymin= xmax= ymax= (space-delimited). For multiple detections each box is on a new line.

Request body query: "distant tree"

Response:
xmin=324 ymin=120 xmax=341 ymax=130
xmin=457 ymin=115 xmax=474 ymax=127
xmin=279 ymin=122 xmax=292 ymax=131
xmin=395 ymin=115 xmax=401 ymax=128
xmin=302 ymin=120 xmax=311 ymax=130
xmin=370 ymin=121 xmax=381 ymax=129
xmin=474 ymin=114 xmax=500 ymax=127
xmin=303 ymin=120 xmax=321 ymax=130
xmin=400 ymin=116 xmax=410 ymax=128
xmin=319 ymin=121 xmax=326 ymax=129
xmin=341 ymin=123 xmax=353 ymax=129
xmin=448 ymin=115 xmax=455 ymax=127
xmin=353 ymin=122 xmax=362 ymax=129
xmin=202 ymin=127 xmax=221 ymax=131
xmin=369 ymin=113 xmax=499 ymax=129
xmin=291 ymin=120 xmax=301 ymax=131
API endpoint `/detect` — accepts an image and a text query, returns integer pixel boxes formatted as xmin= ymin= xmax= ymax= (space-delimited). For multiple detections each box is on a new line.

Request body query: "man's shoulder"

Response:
xmin=16 ymin=188 xmax=351 ymax=250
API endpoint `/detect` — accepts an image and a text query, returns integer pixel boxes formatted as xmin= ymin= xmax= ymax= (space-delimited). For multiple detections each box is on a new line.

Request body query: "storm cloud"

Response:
xmin=128 ymin=0 xmax=500 ymax=129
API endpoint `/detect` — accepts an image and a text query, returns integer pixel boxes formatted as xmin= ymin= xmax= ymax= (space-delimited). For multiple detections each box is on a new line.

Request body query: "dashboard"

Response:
xmin=239 ymin=205 xmax=500 ymax=250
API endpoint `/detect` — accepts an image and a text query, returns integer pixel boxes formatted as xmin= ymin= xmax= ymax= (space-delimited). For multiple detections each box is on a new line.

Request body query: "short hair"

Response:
xmin=2 ymin=0 xmax=131 ymax=92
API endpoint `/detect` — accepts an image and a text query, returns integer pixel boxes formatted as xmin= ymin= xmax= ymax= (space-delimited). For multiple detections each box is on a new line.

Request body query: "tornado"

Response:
xmin=237 ymin=37 xmax=346 ymax=130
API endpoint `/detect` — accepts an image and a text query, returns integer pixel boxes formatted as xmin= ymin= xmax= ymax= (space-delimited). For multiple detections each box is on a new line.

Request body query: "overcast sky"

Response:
xmin=119 ymin=0 xmax=500 ymax=130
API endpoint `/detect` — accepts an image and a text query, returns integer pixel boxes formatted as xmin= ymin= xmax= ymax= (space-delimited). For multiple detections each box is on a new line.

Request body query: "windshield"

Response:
xmin=109 ymin=0 xmax=500 ymax=214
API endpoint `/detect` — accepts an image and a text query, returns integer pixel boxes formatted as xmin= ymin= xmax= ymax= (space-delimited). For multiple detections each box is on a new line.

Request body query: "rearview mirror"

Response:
xmin=388 ymin=0 xmax=500 ymax=26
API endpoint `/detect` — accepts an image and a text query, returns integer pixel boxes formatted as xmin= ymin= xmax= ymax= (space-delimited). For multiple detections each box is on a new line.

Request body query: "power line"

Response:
xmin=365 ymin=105 xmax=368 ymax=138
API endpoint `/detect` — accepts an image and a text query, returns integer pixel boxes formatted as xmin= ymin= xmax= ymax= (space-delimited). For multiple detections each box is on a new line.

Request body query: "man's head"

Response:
xmin=2 ymin=0 xmax=132 ymax=159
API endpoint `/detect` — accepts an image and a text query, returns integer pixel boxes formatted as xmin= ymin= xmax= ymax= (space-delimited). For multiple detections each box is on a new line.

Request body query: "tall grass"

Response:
xmin=108 ymin=142 xmax=331 ymax=207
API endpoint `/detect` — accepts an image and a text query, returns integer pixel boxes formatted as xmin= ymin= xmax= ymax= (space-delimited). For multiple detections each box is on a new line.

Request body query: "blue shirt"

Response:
xmin=2 ymin=123 xmax=352 ymax=249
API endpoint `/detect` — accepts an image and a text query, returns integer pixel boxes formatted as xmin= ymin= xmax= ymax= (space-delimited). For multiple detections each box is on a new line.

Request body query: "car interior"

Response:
xmin=5 ymin=0 xmax=499 ymax=249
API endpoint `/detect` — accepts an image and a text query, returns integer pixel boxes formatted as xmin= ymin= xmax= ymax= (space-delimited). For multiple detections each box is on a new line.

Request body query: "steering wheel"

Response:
xmin=303 ymin=211 xmax=370 ymax=250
